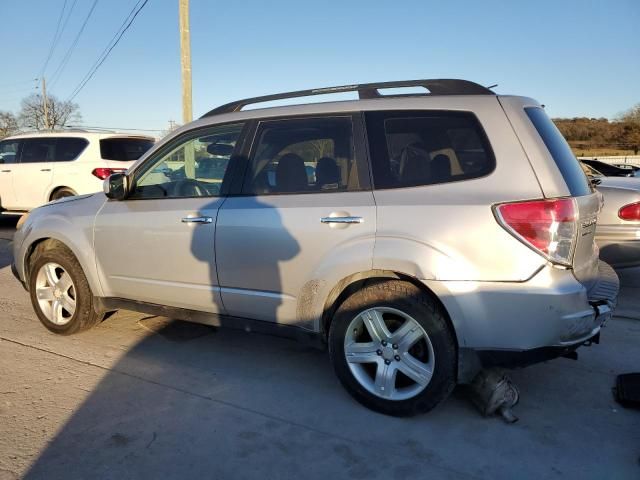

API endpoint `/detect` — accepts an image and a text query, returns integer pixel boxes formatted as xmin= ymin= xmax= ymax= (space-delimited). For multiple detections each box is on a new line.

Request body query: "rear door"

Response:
xmin=215 ymin=114 xmax=376 ymax=328
xmin=13 ymin=137 xmax=55 ymax=209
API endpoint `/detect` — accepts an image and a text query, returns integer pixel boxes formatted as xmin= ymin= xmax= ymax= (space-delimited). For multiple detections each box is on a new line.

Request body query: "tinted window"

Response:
xmin=21 ymin=138 xmax=56 ymax=163
xmin=133 ymin=123 xmax=243 ymax=199
xmin=244 ymin=117 xmax=358 ymax=195
xmin=365 ymin=111 xmax=495 ymax=189
xmin=54 ymin=137 xmax=88 ymax=162
xmin=0 ymin=140 xmax=20 ymax=164
xmin=100 ymin=138 xmax=154 ymax=161
xmin=525 ymin=107 xmax=591 ymax=196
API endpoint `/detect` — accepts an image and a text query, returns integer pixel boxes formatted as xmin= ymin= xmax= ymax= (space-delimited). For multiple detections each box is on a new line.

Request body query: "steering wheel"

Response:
xmin=174 ymin=178 xmax=208 ymax=197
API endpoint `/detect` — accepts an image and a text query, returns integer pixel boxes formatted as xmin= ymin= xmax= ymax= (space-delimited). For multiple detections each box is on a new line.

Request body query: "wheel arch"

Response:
xmin=320 ymin=270 xmax=460 ymax=349
xmin=22 ymin=235 xmax=103 ymax=297
xmin=48 ymin=186 xmax=76 ymax=201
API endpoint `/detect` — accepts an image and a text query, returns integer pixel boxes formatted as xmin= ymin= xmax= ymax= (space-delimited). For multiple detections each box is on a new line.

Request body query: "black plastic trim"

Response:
xmin=97 ymin=297 xmax=325 ymax=349
xmin=202 ymin=79 xmax=494 ymax=117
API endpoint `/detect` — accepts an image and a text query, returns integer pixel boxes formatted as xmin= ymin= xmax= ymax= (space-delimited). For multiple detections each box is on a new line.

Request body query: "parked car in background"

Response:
xmin=611 ymin=163 xmax=640 ymax=176
xmin=581 ymin=162 xmax=640 ymax=267
xmin=580 ymin=158 xmax=637 ymax=177
xmin=12 ymin=79 xmax=618 ymax=416
xmin=0 ymin=131 xmax=155 ymax=212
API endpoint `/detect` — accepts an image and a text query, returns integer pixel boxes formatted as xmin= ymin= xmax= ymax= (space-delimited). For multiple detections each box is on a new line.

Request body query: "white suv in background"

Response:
xmin=0 ymin=131 xmax=155 ymax=212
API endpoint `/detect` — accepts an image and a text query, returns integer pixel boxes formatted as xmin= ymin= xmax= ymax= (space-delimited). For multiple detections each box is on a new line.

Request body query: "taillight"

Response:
xmin=495 ymin=198 xmax=578 ymax=266
xmin=619 ymin=202 xmax=640 ymax=221
xmin=92 ymin=168 xmax=126 ymax=180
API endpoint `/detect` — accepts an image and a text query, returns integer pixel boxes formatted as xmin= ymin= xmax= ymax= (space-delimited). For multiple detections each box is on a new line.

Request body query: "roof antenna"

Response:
xmin=487 ymin=84 xmax=498 ymax=90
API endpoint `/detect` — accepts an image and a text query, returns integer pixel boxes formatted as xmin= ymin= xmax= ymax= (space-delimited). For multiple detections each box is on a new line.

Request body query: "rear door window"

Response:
xmin=243 ymin=116 xmax=360 ymax=195
xmin=365 ymin=110 xmax=495 ymax=189
xmin=100 ymin=138 xmax=154 ymax=161
xmin=525 ymin=107 xmax=591 ymax=196
xmin=20 ymin=138 xmax=56 ymax=163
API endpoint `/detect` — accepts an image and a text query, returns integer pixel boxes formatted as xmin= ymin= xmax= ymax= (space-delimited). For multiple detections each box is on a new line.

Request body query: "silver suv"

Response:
xmin=12 ymin=79 xmax=619 ymax=416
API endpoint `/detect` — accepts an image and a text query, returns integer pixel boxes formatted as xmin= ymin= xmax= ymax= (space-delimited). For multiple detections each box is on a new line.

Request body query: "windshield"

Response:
xmin=100 ymin=137 xmax=154 ymax=161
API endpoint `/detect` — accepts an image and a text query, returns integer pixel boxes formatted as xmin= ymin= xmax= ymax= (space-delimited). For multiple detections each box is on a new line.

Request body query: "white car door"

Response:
xmin=13 ymin=137 xmax=55 ymax=209
xmin=0 ymin=139 xmax=21 ymax=210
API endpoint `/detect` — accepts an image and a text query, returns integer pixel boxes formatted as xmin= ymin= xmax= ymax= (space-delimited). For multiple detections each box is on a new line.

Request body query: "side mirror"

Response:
xmin=103 ymin=173 xmax=128 ymax=200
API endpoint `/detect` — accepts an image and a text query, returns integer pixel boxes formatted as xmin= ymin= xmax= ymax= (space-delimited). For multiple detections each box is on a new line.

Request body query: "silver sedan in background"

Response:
xmin=582 ymin=162 xmax=640 ymax=267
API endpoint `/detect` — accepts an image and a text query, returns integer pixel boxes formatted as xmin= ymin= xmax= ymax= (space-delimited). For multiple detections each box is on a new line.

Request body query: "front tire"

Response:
xmin=328 ymin=280 xmax=457 ymax=416
xmin=29 ymin=243 xmax=103 ymax=335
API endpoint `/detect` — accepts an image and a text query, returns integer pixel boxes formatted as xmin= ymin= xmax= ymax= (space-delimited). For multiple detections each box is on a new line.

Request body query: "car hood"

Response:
xmin=596 ymin=176 xmax=640 ymax=191
xmin=42 ymin=193 xmax=97 ymax=208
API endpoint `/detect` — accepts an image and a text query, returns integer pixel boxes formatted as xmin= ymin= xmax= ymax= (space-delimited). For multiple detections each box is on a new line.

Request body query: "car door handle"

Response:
xmin=320 ymin=216 xmax=364 ymax=224
xmin=40 ymin=168 xmax=51 ymax=172
xmin=0 ymin=170 xmax=11 ymax=173
xmin=181 ymin=216 xmax=213 ymax=224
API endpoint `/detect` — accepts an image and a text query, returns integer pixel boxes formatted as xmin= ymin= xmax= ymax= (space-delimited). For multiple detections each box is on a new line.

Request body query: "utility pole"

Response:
xmin=41 ymin=77 xmax=50 ymax=130
xmin=179 ymin=0 xmax=192 ymax=124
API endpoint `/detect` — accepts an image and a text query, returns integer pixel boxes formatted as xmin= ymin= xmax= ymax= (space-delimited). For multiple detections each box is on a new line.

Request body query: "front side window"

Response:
xmin=366 ymin=111 xmax=495 ymax=189
xmin=244 ymin=116 xmax=358 ymax=195
xmin=20 ymin=138 xmax=56 ymax=163
xmin=132 ymin=123 xmax=243 ymax=199
xmin=0 ymin=140 xmax=20 ymax=164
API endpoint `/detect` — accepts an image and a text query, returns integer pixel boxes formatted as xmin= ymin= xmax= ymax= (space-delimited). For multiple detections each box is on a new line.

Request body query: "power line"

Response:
xmin=49 ymin=0 xmax=100 ymax=89
xmin=66 ymin=0 xmax=150 ymax=102
xmin=40 ymin=0 xmax=69 ymax=76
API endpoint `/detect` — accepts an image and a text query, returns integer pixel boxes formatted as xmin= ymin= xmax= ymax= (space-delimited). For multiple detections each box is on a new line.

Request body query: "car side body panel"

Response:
xmin=13 ymin=194 xmax=106 ymax=296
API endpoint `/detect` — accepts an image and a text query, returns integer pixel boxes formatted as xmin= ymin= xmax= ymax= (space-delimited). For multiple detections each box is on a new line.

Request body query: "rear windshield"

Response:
xmin=525 ymin=107 xmax=591 ymax=196
xmin=100 ymin=138 xmax=154 ymax=161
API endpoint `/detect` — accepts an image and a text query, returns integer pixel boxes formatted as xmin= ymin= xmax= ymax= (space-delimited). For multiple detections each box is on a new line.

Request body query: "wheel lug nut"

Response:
xmin=392 ymin=344 xmax=398 ymax=349
xmin=394 ymin=355 xmax=401 ymax=361
xmin=376 ymin=350 xmax=382 ymax=356
xmin=381 ymin=340 xmax=387 ymax=346
xmin=384 ymin=359 xmax=391 ymax=365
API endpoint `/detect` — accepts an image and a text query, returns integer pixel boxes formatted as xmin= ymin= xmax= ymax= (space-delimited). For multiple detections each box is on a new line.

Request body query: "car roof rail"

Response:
xmin=201 ymin=78 xmax=495 ymax=117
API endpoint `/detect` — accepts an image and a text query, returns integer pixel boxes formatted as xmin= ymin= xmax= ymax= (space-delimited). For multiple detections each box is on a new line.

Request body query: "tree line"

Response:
xmin=0 ymin=94 xmax=81 ymax=138
xmin=553 ymin=104 xmax=640 ymax=156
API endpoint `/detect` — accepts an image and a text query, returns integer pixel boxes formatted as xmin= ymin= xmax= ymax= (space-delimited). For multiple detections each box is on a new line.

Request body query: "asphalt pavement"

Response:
xmin=0 ymin=215 xmax=639 ymax=480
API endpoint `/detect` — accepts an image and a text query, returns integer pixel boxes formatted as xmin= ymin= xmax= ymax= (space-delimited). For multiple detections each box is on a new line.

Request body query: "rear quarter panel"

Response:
xmin=371 ymin=96 xmax=546 ymax=281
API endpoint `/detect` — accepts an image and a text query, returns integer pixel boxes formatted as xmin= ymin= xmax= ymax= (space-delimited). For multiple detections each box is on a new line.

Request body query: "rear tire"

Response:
xmin=328 ymin=280 xmax=457 ymax=416
xmin=50 ymin=188 xmax=76 ymax=201
xmin=28 ymin=242 xmax=103 ymax=335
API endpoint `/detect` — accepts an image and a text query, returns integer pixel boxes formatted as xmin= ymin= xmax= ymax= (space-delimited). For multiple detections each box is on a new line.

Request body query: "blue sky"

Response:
xmin=1 ymin=0 xmax=638 ymax=133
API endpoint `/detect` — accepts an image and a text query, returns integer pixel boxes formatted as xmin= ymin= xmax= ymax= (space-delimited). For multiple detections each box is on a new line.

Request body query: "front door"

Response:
xmin=94 ymin=122 xmax=246 ymax=313
xmin=0 ymin=139 xmax=21 ymax=209
xmin=216 ymin=115 xmax=376 ymax=328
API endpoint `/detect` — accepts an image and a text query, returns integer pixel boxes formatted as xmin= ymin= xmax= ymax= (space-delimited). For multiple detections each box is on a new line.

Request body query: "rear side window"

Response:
xmin=54 ymin=137 xmax=88 ymax=162
xmin=365 ymin=111 xmax=495 ymax=189
xmin=100 ymin=138 xmax=154 ymax=161
xmin=243 ymin=116 xmax=359 ymax=195
xmin=525 ymin=107 xmax=591 ymax=196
